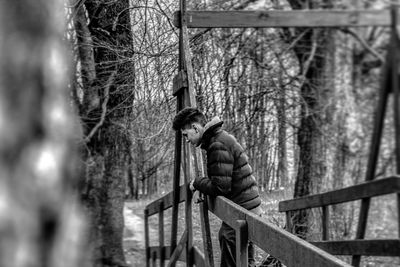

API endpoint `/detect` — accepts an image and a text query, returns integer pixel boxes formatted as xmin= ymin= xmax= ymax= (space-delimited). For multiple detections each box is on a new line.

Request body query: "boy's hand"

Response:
xmin=189 ymin=179 xmax=196 ymax=192
xmin=192 ymin=190 xmax=204 ymax=204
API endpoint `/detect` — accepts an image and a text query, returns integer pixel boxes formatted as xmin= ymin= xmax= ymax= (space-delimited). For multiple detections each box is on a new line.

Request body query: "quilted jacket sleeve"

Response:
xmin=193 ymin=141 xmax=233 ymax=196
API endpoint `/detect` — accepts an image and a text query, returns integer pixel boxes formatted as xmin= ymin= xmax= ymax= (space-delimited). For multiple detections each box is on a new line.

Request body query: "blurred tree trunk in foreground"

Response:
xmin=0 ymin=1 xmax=86 ymax=267
xmin=72 ymin=0 xmax=134 ymax=266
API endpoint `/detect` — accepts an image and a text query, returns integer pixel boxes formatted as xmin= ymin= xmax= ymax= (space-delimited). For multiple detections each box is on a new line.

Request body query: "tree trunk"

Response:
xmin=287 ymin=0 xmax=334 ymax=239
xmin=0 ymin=1 xmax=86 ymax=266
xmin=73 ymin=0 xmax=134 ymax=266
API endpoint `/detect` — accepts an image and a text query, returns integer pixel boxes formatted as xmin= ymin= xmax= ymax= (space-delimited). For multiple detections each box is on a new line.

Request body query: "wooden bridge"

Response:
xmin=144 ymin=2 xmax=400 ymax=266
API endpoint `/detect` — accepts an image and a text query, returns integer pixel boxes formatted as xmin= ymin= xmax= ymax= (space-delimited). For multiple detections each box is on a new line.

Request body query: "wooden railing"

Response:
xmin=144 ymin=189 xmax=353 ymax=267
xmin=279 ymin=176 xmax=400 ymax=258
xmin=143 ymin=3 xmax=400 ymax=267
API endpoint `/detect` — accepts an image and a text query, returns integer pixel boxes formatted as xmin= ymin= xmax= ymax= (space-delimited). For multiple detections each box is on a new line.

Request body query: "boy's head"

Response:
xmin=172 ymin=107 xmax=206 ymax=146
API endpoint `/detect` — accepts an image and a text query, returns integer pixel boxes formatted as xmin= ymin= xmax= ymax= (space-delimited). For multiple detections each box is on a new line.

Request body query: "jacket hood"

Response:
xmin=200 ymin=116 xmax=223 ymax=148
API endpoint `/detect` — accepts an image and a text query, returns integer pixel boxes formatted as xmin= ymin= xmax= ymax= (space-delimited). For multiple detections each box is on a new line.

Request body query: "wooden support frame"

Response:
xmin=144 ymin=208 xmax=150 ymax=267
xmin=168 ymin=230 xmax=188 ymax=267
xmin=145 ymin=2 xmax=400 ymax=267
xmin=207 ymin=196 xmax=351 ymax=267
xmin=352 ymin=6 xmax=400 ymax=266
xmin=279 ymin=176 xmax=400 ymax=211
xmin=173 ymin=9 xmax=400 ymax=28
xmin=235 ymin=220 xmax=248 ymax=267
xmin=311 ymin=239 xmax=400 ymax=256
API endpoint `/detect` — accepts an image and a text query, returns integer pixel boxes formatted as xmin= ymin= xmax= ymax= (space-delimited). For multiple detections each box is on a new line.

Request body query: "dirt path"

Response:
xmin=123 ymin=202 xmax=158 ymax=266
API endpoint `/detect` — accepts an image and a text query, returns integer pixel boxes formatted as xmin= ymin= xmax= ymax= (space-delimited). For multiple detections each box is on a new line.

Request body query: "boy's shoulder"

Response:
xmin=212 ymin=130 xmax=243 ymax=151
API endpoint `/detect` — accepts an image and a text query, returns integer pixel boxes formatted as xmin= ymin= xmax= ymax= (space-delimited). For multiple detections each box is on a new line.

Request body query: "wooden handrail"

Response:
xmin=311 ymin=239 xmax=400 ymax=256
xmin=173 ymin=9 xmax=400 ymax=28
xmin=207 ymin=196 xmax=351 ymax=267
xmin=146 ymin=184 xmax=186 ymax=216
xmin=279 ymin=176 xmax=400 ymax=212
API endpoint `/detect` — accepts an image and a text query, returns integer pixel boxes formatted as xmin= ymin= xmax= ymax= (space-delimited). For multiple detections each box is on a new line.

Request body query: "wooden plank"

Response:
xmin=208 ymin=196 xmax=351 ymax=267
xmin=312 ymin=239 xmax=400 ymax=256
xmin=322 ymin=206 xmax=329 ymax=240
xmin=173 ymin=10 xmax=400 ymax=28
xmin=193 ymin=246 xmax=206 ymax=267
xmin=286 ymin=211 xmax=293 ymax=233
xmin=235 ymin=220 xmax=248 ymax=267
xmin=170 ymin=82 xmax=184 ymax=262
xmin=182 ymin=143 xmax=193 ymax=267
xmin=146 ymin=185 xmax=186 ymax=216
xmin=167 ymin=230 xmax=188 ymax=267
xmin=390 ymin=6 xmax=400 ymax=240
xmin=198 ymin=200 xmax=214 ymax=267
xmin=352 ymin=11 xmax=398 ymax=265
xmin=144 ymin=208 xmax=150 ymax=267
xmin=207 ymin=196 xmax=246 ymax=227
xmin=148 ymin=246 xmax=187 ymax=262
xmin=159 ymin=201 xmax=165 ymax=267
xmin=246 ymin=211 xmax=351 ymax=267
xmin=172 ymin=71 xmax=188 ymax=96
xmin=152 ymin=251 xmax=157 ymax=267
xmin=279 ymin=176 xmax=400 ymax=212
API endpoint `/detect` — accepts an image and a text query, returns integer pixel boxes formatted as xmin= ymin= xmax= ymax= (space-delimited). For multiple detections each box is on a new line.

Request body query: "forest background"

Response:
xmin=0 ymin=0 xmax=398 ymax=267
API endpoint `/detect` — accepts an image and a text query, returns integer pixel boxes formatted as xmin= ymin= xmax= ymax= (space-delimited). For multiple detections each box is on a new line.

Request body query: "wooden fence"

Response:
xmin=143 ymin=3 xmax=400 ymax=267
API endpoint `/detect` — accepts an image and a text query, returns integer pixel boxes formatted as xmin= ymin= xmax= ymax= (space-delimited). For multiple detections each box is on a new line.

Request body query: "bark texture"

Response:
xmin=0 ymin=1 xmax=86 ymax=266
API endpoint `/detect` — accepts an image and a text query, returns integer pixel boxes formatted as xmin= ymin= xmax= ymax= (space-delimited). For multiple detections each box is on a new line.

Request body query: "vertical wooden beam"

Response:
xmin=235 ymin=220 xmax=248 ymax=267
xmin=286 ymin=211 xmax=293 ymax=233
xmin=183 ymin=143 xmax=193 ymax=266
xmin=159 ymin=201 xmax=165 ymax=267
xmin=322 ymin=206 xmax=329 ymax=241
xmin=152 ymin=251 xmax=157 ymax=267
xmin=145 ymin=208 xmax=150 ymax=267
xmin=352 ymin=7 xmax=395 ymax=266
xmin=170 ymin=81 xmax=184 ymax=266
xmin=390 ymin=6 xmax=400 ymax=240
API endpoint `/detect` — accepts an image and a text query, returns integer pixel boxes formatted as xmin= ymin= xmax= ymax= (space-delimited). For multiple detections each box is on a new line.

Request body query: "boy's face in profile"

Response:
xmin=181 ymin=123 xmax=202 ymax=146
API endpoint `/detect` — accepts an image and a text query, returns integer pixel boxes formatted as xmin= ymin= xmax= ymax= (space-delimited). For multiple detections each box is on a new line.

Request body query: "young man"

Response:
xmin=172 ymin=107 xmax=261 ymax=267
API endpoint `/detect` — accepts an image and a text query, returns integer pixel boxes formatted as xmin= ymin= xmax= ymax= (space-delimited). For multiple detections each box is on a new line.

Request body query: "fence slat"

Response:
xmin=193 ymin=246 xmax=206 ymax=267
xmin=279 ymin=176 xmax=400 ymax=212
xmin=146 ymin=185 xmax=186 ymax=216
xmin=148 ymin=246 xmax=186 ymax=262
xmin=322 ymin=206 xmax=329 ymax=241
xmin=173 ymin=10 xmax=400 ymax=28
xmin=312 ymin=239 xmax=400 ymax=256
xmin=167 ymin=230 xmax=188 ymax=267
xmin=144 ymin=208 xmax=150 ymax=267
xmin=159 ymin=201 xmax=165 ymax=267
xmin=208 ymin=196 xmax=351 ymax=267
xmin=235 ymin=220 xmax=248 ymax=267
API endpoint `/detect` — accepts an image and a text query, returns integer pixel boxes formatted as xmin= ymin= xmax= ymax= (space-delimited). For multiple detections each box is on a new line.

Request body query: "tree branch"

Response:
xmin=84 ymin=70 xmax=117 ymax=143
xmin=341 ymin=28 xmax=384 ymax=63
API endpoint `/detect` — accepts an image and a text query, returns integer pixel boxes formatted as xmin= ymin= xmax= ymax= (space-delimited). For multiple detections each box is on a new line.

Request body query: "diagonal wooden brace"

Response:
xmin=167 ymin=230 xmax=188 ymax=267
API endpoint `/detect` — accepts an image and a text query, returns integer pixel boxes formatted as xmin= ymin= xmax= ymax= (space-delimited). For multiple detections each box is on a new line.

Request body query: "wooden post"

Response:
xmin=322 ymin=206 xmax=329 ymax=241
xmin=352 ymin=6 xmax=396 ymax=266
xmin=183 ymin=143 xmax=193 ymax=266
xmin=235 ymin=220 xmax=248 ymax=267
xmin=145 ymin=208 xmax=150 ymax=267
xmin=152 ymin=251 xmax=157 ymax=267
xmin=390 ymin=6 xmax=400 ymax=240
xmin=286 ymin=211 xmax=292 ymax=233
xmin=170 ymin=129 xmax=182 ymax=259
xmin=159 ymin=201 xmax=165 ymax=267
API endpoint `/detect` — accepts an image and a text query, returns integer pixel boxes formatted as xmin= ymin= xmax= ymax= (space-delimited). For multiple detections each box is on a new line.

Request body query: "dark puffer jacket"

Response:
xmin=193 ymin=117 xmax=261 ymax=210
